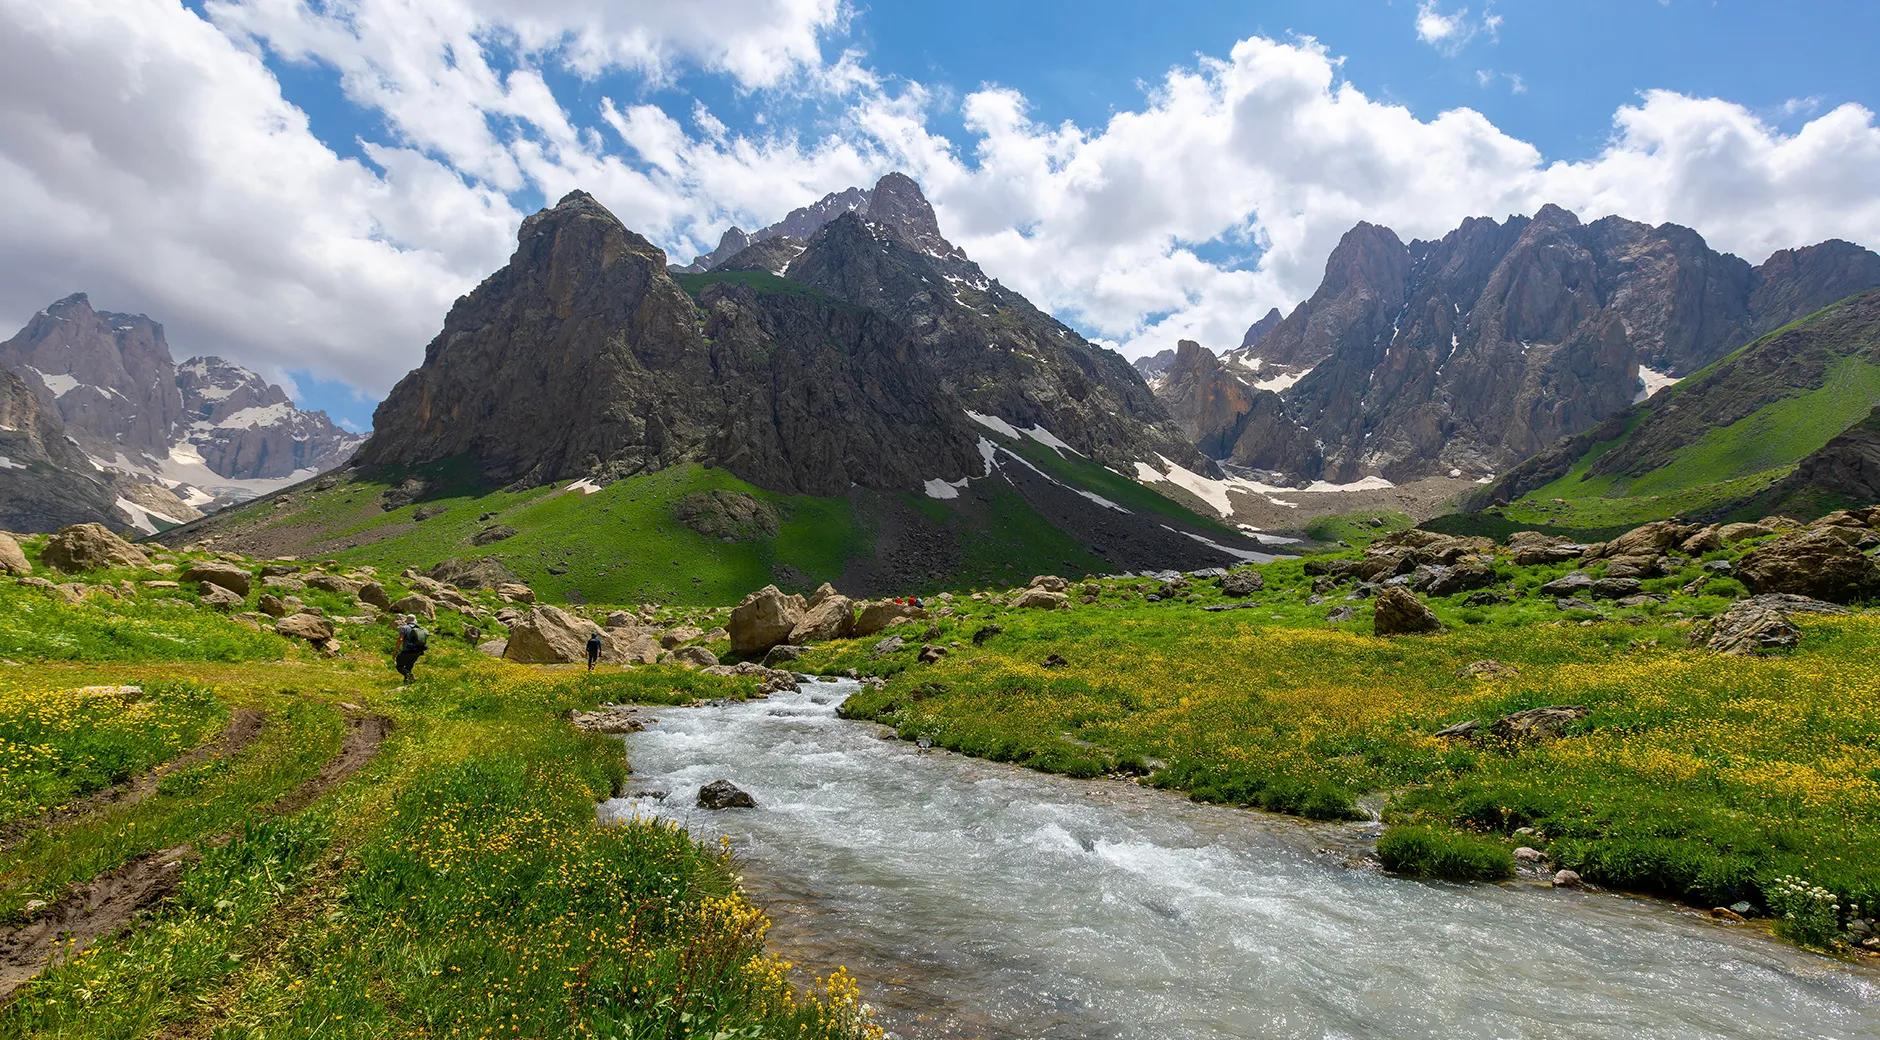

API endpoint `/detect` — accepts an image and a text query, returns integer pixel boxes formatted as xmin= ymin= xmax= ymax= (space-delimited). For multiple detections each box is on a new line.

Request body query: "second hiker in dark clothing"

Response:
xmin=395 ymin=615 xmax=429 ymax=683
xmin=586 ymin=631 xmax=603 ymax=672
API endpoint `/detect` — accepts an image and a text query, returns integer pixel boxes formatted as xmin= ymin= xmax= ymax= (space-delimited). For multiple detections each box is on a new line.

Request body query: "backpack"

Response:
xmin=407 ymin=626 xmax=429 ymax=652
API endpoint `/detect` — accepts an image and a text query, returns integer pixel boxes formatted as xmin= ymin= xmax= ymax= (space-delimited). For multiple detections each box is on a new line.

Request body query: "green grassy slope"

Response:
xmin=1450 ymin=290 xmax=1880 ymax=537
xmin=163 ymin=442 xmax=1251 ymax=604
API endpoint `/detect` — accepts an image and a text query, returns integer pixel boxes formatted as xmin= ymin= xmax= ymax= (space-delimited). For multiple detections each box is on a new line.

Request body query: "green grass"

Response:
xmin=0 ymin=619 xmax=881 ymax=1037
xmin=0 ymin=581 xmax=287 ymax=663
xmin=1377 ymin=825 xmax=1514 ymax=881
xmin=1302 ymin=509 xmax=1416 ymax=548
xmin=810 ymin=539 xmax=1880 ymax=943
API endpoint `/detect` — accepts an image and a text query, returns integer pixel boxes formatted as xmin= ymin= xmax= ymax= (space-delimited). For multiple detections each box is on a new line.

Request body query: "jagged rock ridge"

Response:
xmin=1164 ymin=206 xmax=1880 ymax=482
xmin=0 ymin=292 xmax=366 ymax=530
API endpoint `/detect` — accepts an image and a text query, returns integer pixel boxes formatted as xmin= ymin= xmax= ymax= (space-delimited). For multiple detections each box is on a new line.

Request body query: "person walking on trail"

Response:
xmin=395 ymin=614 xmax=428 ymax=683
xmin=585 ymin=630 xmax=603 ymax=672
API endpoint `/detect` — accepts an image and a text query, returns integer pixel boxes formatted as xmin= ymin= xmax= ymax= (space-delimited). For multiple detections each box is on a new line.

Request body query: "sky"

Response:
xmin=2 ymin=1 xmax=1878 ymax=432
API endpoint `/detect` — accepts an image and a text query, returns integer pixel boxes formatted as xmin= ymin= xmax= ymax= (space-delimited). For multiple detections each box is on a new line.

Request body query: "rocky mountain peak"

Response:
xmin=864 ymin=171 xmax=964 ymax=260
xmin=1239 ymin=307 xmax=1283 ymax=350
xmin=1528 ymin=202 xmax=1582 ymax=230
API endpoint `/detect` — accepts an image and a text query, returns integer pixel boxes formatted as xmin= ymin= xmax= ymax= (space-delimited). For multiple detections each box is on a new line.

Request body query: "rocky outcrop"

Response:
xmin=1181 ymin=208 xmax=1880 ymax=482
xmin=0 ymin=366 xmax=123 ymax=532
xmin=788 ymin=584 xmax=855 ymax=643
xmin=696 ymin=779 xmax=756 ymax=809
xmin=0 ymin=293 xmax=362 ymax=529
xmin=1372 ymin=586 xmax=1443 ymax=635
xmin=1693 ymin=594 xmax=1848 ymax=655
xmin=0 ymin=532 xmax=29 ymax=576
xmin=1155 ymin=341 xmax=1259 ymax=456
xmin=501 ymin=605 xmax=595 ymax=664
xmin=1736 ymin=526 xmax=1880 ymax=603
xmin=180 ymin=561 xmax=251 ymax=596
xmin=40 ymin=523 xmax=148 ymax=572
xmin=729 ymin=585 xmax=805 ymax=656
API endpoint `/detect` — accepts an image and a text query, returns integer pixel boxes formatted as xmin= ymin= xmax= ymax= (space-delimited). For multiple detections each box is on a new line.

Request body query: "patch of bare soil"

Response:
xmin=270 ymin=714 xmax=391 ymax=815
xmin=0 ymin=710 xmax=266 ymax=852
xmin=0 ymin=846 xmax=194 ymax=1001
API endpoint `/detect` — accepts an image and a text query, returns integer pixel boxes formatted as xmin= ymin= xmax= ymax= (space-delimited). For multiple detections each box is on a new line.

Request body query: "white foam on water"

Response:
xmin=603 ymin=681 xmax=1880 ymax=1040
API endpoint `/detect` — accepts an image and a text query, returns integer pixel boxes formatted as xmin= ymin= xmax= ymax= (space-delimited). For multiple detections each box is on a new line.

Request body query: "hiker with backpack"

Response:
xmin=585 ymin=630 xmax=603 ymax=672
xmin=395 ymin=614 xmax=429 ymax=683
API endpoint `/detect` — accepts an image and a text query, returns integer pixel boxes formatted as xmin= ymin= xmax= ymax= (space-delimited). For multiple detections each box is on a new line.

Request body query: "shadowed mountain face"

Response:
xmin=360 ymin=175 xmax=1208 ymax=494
xmin=1158 ymin=207 xmax=1880 ymax=484
xmin=0 ymin=365 xmax=122 ymax=532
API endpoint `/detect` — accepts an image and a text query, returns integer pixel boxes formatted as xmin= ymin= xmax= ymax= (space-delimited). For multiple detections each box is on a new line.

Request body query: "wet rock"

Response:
xmin=1708 ymin=907 xmax=1748 ymax=923
xmin=729 ymin=585 xmax=805 ymax=656
xmin=1514 ymin=847 xmax=1546 ymax=864
xmin=1372 ymin=586 xmax=1443 ymax=636
xmin=42 ymin=523 xmax=148 ymax=572
xmin=1552 ymin=869 xmax=1584 ymax=888
xmin=700 ymin=662 xmax=799 ymax=696
xmin=698 ymin=779 xmax=756 ymax=809
xmin=1736 ymin=527 xmax=1880 ymax=603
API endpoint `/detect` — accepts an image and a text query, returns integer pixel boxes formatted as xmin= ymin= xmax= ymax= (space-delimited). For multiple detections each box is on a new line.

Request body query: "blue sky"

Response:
xmin=7 ymin=1 xmax=1880 ymax=432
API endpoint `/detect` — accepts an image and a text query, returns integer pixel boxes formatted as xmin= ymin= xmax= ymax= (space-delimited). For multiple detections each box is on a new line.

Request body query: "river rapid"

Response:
xmin=600 ymin=679 xmax=1879 ymax=1040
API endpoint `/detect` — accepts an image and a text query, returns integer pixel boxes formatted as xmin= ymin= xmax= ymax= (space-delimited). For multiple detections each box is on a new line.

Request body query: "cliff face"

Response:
xmin=0 ymin=293 xmax=365 ymax=530
xmin=1162 ymin=207 xmax=1880 ymax=482
xmin=0 ymin=365 xmax=122 ymax=532
xmin=357 ymin=176 xmax=1206 ymax=497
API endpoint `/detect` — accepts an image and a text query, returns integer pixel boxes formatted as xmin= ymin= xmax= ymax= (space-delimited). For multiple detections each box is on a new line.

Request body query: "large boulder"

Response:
xmin=180 ymin=561 xmax=252 ymax=597
xmin=306 ymin=573 xmax=362 ymax=596
xmin=357 ymin=582 xmax=394 ymax=611
xmin=1029 ymin=575 xmax=1069 ymax=592
xmin=789 ymin=591 xmax=855 ymax=643
xmin=391 ymin=593 xmax=437 ymax=620
xmin=1692 ymin=594 xmax=1848 ymax=655
xmin=668 ymin=645 xmax=719 ymax=669
xmin=1506 ymin=531 xmax=1584 ymax=566
xmin=41 ymin=523 xmax=149 ymax=572
xmin=852 ymin=600 xmax=923 ymax=636
xmin=1587 ymin=520 xmax=1698 ymax=560
xmin=1010 ymin=588 xmax=1070 ymax=610
xmin=603 ymin=627 xmax=662 ymax=665
xmin=697 ymin=780 xmax=755 ymax=809
xmin=1737 ymin=527 xmax=1880 ymax=603
xmin=729 ymin=585 xmax=805 ymax=656
xmin=495 ymin=582 xmax=536 ymax=603
xmin=1220 ymin=570 xmax=1265 ymax=597
xmin=1373 ymin=586 xmax=1443 ymax=636
xmin=275 ymin=612 xmax=336 ymax=643
xmin=0 ymin=532 xmax=29 ymax=576
xmin=200 ymin=584 xmax=244 ymax=611
xmin=1414 ymin=562 xmax=1494 ymax=597
xmin=502 ymin=605 xmax=594 ymax=663
xmin=1718 ymin=521 xmax=1776 ymax=543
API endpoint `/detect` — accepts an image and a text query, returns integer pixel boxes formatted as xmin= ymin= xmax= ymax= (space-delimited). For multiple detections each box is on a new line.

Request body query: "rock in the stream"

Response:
xmin=697 ymin=779 xmax=756 ymax=810
xmin=1552 ymin=869 xmax=1584 ymax=888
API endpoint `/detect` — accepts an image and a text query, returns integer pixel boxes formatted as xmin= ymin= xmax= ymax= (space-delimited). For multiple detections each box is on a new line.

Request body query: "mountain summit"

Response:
xmin=0 ymin=293 xmax=365 ymax=531
xmin=1156 ymin=207 xmax=1880 ymax=486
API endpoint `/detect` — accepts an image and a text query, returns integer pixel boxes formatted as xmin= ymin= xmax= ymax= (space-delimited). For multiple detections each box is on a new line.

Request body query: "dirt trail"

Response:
xmin=0 ymin=846 xmax=193 ymax=1001
xmin=0 ymin=710 xmax=266 ymax=852
xmin=0 ymin=712 xmax=391 ymax=1004
xmin=270 ymin=714 xmax=391 ymax=814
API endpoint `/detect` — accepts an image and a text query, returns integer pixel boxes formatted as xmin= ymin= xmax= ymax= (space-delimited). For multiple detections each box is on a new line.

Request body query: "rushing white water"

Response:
xmin=602 ymin=680 xmax=1880 ymax=1040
